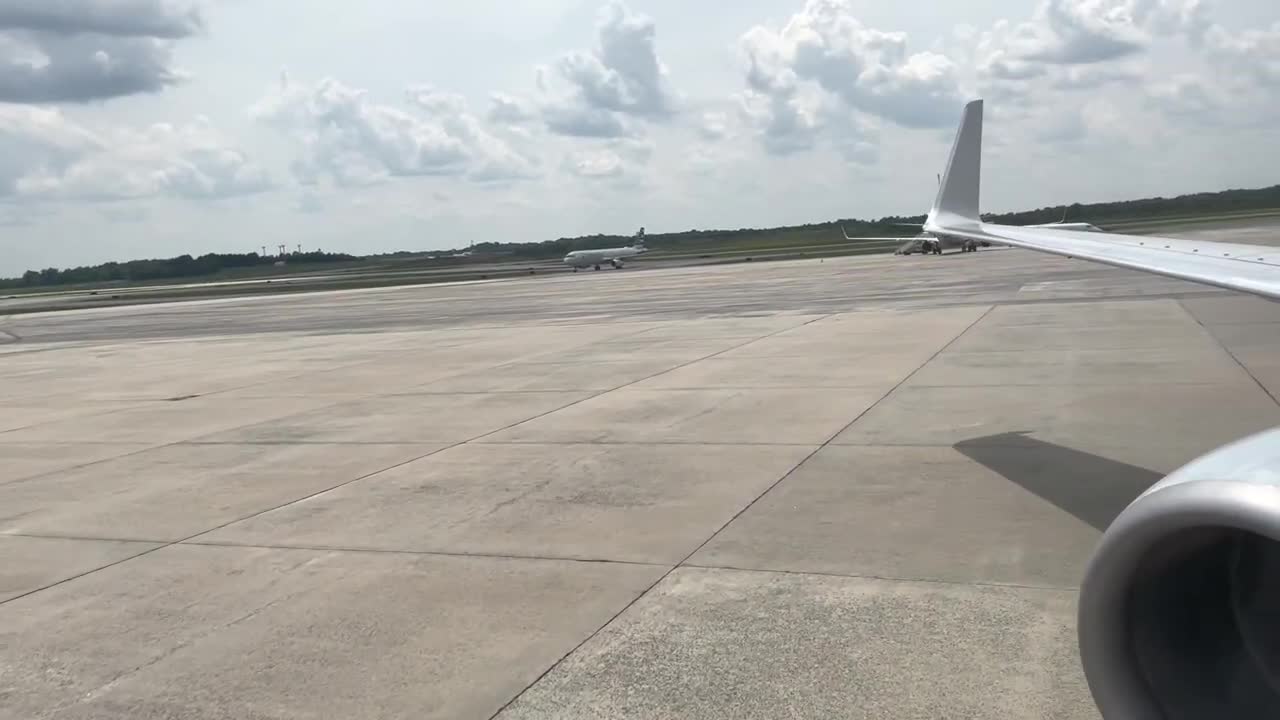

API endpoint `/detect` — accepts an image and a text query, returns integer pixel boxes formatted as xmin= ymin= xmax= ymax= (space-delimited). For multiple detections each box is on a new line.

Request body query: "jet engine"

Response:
xmin=1078 ymin=426 xmax=1280 ymax=719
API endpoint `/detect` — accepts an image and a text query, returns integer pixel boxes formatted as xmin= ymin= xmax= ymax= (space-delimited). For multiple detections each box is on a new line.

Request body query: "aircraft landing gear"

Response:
xmin=593 ymin=264 xmax=601 ymax=271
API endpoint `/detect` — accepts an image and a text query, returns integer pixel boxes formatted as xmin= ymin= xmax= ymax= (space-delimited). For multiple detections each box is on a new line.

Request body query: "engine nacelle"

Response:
xmin=1079 ymin=426 xmax=1280 ymax=719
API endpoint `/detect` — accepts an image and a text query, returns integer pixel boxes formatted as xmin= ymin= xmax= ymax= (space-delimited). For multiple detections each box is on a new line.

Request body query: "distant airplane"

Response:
xmin=926 ymin=99 xmax=1280 ymax=720
xmin=563 ymin=227 xmax=648 ymax=271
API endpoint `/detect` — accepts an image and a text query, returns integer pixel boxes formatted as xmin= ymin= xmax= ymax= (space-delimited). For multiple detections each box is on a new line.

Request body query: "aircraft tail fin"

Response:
xmin=634 ymin=226 xmax=646 ymax=247
xmin=928 ymin=99 xmax=983 ymax=228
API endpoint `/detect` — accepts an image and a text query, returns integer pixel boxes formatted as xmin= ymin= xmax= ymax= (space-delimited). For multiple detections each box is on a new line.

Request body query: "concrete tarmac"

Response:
xmin=3 ymin=224 xmax=1280 ymax=719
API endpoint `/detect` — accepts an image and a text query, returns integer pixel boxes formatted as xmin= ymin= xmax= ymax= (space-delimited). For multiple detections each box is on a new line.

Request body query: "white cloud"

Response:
xmin=0 ymin=104 xmax=268 ymax=201
xmin=972 ymin=0 xmax=1219 ymax=108
xmin=1051 ymin=62 xmax=1145 ymax=89
xmin=737 ymin=0 xmax=964 ymax=133
xmin=487 ymin=92 xmax=535 ymax=125
xmin=698 ymin=110 xmax=729 ymax=141
xmin=1204 ymin=22 xmax=1280 ymax=88
xmin=1011 ymin=0 xmax=1149 ymax=64
xmin=564 ymin=148 xmax=623 ymax=178
xmin=0 ymin=1 xmax=204 ymax=39
xmin=0 ymin=0 xmax=202 ymax=103
xmin=536 ymin=0 xmax=678 ymax=138
xmin=1145 ymin=74 xmax=1214 ymax=118
xmin=251 ymin=75 xmax=539 ymax=189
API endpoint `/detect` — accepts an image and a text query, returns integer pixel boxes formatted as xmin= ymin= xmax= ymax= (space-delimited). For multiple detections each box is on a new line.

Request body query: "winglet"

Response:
xmin=927 ymin=99 xmax=983 ymax=230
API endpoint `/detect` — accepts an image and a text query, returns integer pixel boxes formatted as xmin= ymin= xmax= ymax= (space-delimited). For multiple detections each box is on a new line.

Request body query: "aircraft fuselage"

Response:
xmin=563 ymin=245 xmax=647 ymax=270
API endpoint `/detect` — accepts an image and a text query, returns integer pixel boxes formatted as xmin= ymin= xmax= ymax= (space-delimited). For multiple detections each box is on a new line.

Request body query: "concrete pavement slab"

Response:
xmin=0 ymin=403 xmax=146 ymax=434
xmin=0 ymin=544 xmax=664 ymax=720
xmin=1198 ymin=321 xmax=1280 ymax=350
xmin=218 ymin=359 xmax=483 ymax=397
xmin=981 ymin=298 xmax=1194 ymax=328
xmin=412 ymin=358 xmax=687 ymax=392
xmin=194 ymin=391 xmax=593 ymax=444
xmin=0 ymin=395 xmax=341 ymax=445
xmin=0 ymin=443 xmax=153 ymax=486
xmin=0 ymin=443 xmax=439 ymax=541
xmin=904 ymin=346 xmax=1252 ymax=387
xmin=630 ymin=350 xmax=936 ymax=390
xmin=528 ymin=335 xmax=761 ymax=364
xmin=0 ymin=536 xmax=159 ymax=602
xmin=805 ymin=304 xmax=993 ymax=332
xmin=495 ymin=567 xmax=1092 ymax=720
xmin=1179 ymin=295 xmax=1280 ymax=325
xmin=485 ymin=387 xmax=888 ymax=445
xmin=621 ymin=314 xmax=824 ymax=340
xmin=832 ymin=383 xmax=1280 ymax=472
xmin=716 ymin=326 xmax=969 ymax=358
xmin=692 ymin=445 xmax=1114 ymax=588
xmin=947 ymin=317 xmax=1214 ymax=352
xmin=199 ymin=442 xmax=815 ymax=563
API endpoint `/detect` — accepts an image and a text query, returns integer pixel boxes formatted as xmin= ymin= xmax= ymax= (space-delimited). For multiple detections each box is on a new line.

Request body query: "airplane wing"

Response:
xmin=928 ymin=223 xmax=1280 ymax=300
xmin=923 ymin=99 xmax=1280 ymax=301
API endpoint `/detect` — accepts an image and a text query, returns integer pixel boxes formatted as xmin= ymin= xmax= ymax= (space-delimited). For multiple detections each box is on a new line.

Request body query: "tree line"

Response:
xmin=2 ymin=251 xmax=357 ymax=289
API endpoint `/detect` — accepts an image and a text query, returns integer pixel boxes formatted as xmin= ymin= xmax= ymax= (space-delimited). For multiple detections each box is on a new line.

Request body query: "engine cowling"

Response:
xmin=1079 ymin=426 xmax=1280 ymax=719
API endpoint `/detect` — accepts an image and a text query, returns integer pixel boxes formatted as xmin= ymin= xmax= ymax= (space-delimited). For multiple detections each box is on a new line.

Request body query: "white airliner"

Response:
xmin=563 ymin=227 xmax=648 ymax=271
xmin=926 ymin=99 xmax=1280 ymax=720
xmin=841 ymin=204 xmax=1103 ymax=255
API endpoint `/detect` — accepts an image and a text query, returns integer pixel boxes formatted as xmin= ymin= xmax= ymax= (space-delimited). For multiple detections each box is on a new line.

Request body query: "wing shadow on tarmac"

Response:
xmin=954 ymin=431 xmax=1163 ymax=531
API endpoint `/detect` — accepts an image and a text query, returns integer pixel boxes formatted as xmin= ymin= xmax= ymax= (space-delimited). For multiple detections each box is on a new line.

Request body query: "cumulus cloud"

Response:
xmin=251 ymin=75 xmax=539 ymax=188
xmin=738 ymin=0 xmax=964 ymax=130
xmin=736 ymin=83 xmax=878 ymax=163
xmin=1029 ymin=98 xmax=1145 ymax=152
xmin=1051 ymin=63 xmax=1145 ymax=89
xmin=1204 ymin=22 xmax=1280 ymax=88
xmin=537 ymin=0 xmax=677 ymax=138
xmin=0 ymin=0 xmax=201 ymax=103
xmin=0 ymin=1 xmax=204 ymax=39
xmin=564 ymin=149 xmax=623 ymax=178
xmin=1011 ymin=0 xmax=1148 ymax=64
xmin=698 ymin=111 xmax=729 ymax=141
xmin=487 ymin=92 xmax=534 ymax=125
xmin=543 ymin=104 xmax=631 ymax=139
xmin=0 ymin=105 xmax=270 ymax=201
xmin=973 ymin=0 xmax=1215 ymax=107
xmin=737 ymin=88 xmax=823 ymax=156
xmin=1145 ymin=74 xmax=1220 ymax=122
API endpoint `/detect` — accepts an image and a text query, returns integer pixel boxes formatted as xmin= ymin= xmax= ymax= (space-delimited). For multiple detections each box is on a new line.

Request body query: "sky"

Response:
xmin=1 ymin=0 xmax=1278 ymax=275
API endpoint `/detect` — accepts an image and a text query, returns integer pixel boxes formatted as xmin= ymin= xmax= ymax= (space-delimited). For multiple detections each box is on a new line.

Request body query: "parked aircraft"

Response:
xmin=563 ymin=228 xmax=648 ymax=271
xmin=849 ymin=209 xmax=1103 ymax=256
xmin=928 ymin=99 xmax=1280 ymax=720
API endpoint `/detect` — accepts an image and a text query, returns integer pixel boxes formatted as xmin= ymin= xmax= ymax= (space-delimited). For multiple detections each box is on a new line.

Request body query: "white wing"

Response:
xmin=839 ymin=226 xmax=920 ymax=241
xmin=923 ymin=100 xmax=1280 ymax=300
